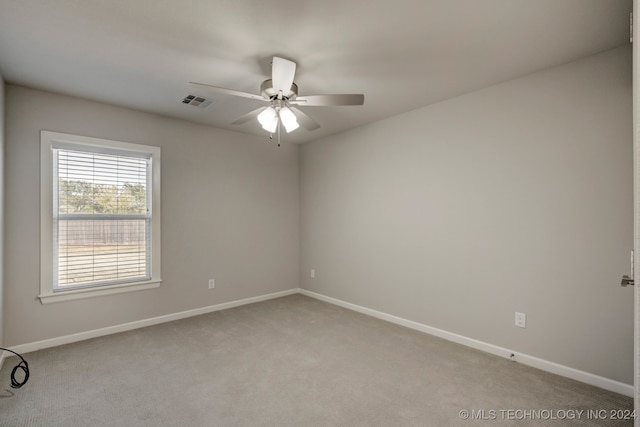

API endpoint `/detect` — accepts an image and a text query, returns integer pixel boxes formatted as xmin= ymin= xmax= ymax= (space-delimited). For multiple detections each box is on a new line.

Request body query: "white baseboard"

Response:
xmin=9 ymin=288 xmax=298 ymax=355
xmin=299 ymin=289 xmax=634 ymax=398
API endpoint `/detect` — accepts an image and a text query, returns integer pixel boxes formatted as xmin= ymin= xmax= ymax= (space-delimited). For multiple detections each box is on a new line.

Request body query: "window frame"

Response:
xmin=40 ymin=131 xmax=161 ymax=304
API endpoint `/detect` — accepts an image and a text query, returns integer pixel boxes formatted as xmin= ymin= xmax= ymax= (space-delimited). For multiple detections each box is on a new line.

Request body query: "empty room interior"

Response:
xmin=0 ymin=1 xmax=639 ymax=425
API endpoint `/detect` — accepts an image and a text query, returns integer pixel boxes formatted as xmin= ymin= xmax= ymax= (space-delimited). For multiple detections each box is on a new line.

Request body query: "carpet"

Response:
xmin=0 ymin=294 xmax=633 ymax=426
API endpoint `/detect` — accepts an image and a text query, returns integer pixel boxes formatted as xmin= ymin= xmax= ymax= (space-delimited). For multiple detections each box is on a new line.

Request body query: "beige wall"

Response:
xmin=4 ymin=85 xmax=299 ymax=345
xmin=300 ymin=46 xmax=634 ymax=384
xmin=0 ymin=75 xmax=4 ymax=347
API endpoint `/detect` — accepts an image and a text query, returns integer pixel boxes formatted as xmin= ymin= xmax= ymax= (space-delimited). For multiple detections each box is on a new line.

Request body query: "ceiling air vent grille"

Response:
xmin=182 ymin=95 xmax=213 ymax=108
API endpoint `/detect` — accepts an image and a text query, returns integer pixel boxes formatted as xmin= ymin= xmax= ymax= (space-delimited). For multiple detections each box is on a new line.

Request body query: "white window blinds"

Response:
xmin=53 ymin=148 xmax=152 ymax=289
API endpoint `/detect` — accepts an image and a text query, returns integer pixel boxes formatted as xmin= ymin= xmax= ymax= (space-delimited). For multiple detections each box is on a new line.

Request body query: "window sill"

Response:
xmin=38 ymin=279 xmax=161 ymax=304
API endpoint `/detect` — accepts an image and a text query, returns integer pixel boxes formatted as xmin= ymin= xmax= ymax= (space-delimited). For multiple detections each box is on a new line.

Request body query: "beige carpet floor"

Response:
xmin=0 ymin=294 xmax=634 ymax=426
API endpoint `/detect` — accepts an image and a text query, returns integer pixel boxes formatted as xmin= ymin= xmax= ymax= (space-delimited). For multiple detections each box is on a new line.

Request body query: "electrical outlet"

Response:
xmin=208 ymin=279 xmax=215 ymax=289
xmin=515 ymin=312 xmax=526 ymax=328
xmin=310 ymin=269 xmax=315 ymax=279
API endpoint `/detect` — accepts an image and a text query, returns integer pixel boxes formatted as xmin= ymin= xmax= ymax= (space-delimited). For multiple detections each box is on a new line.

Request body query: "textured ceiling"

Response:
xmin=0 ymin=0 xmax=633 ymax=143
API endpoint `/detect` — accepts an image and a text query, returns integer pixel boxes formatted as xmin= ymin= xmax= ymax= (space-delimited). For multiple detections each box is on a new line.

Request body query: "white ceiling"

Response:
xmin=0 ymin=0 xmax=633 ymax=144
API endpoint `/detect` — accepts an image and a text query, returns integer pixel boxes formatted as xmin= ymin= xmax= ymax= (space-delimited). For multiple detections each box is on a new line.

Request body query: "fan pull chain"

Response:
xmin=266 ymin=121 xmax=282 ymax=147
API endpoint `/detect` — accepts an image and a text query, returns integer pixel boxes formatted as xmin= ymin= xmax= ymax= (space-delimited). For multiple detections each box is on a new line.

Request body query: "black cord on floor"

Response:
xmin=0 ymin=348 xmax=29 ymax=389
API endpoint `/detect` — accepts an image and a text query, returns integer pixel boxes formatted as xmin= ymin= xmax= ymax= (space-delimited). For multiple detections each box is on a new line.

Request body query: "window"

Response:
xmin=40 ymin=131 xmax=161 ymax=303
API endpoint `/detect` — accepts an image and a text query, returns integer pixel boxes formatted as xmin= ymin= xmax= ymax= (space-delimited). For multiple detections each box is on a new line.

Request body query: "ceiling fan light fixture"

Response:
xmin=279 ymin=106 xmax=299 ymax=133
xmin=258 ymin=106 xmax=278 ymax=133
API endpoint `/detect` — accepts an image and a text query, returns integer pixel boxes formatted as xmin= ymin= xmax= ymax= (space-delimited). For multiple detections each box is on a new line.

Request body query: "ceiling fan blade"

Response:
xmin=271 ymin=57 xmax=297 ymax=95
xmin=188 ymin=82 xmax=266 ymax=102
xmin=290 ymin=106 xmax=321 ymax=131
xmin=291 ymin=94 xmax=364 ymax=106
xmin=231 ymin=107 xmax=267 ymax=125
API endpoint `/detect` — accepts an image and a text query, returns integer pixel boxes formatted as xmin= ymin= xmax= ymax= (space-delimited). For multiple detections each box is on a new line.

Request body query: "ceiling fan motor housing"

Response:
xmin=261 ymin=79 xmax=298 ymax=100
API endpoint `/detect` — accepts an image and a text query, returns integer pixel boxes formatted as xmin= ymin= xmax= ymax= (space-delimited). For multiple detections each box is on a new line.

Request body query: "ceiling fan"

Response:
xmin=185 ymin=57 xmax=364 ymax=137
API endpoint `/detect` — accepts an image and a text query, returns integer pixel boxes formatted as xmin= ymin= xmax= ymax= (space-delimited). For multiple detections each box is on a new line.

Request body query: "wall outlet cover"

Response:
xmin=515 ymin=312 xmax=526 ymax=328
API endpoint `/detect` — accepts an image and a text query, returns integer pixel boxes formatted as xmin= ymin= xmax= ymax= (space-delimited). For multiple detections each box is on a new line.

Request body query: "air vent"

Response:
xmin=182 ymin=95 xmax=213 ymax=108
